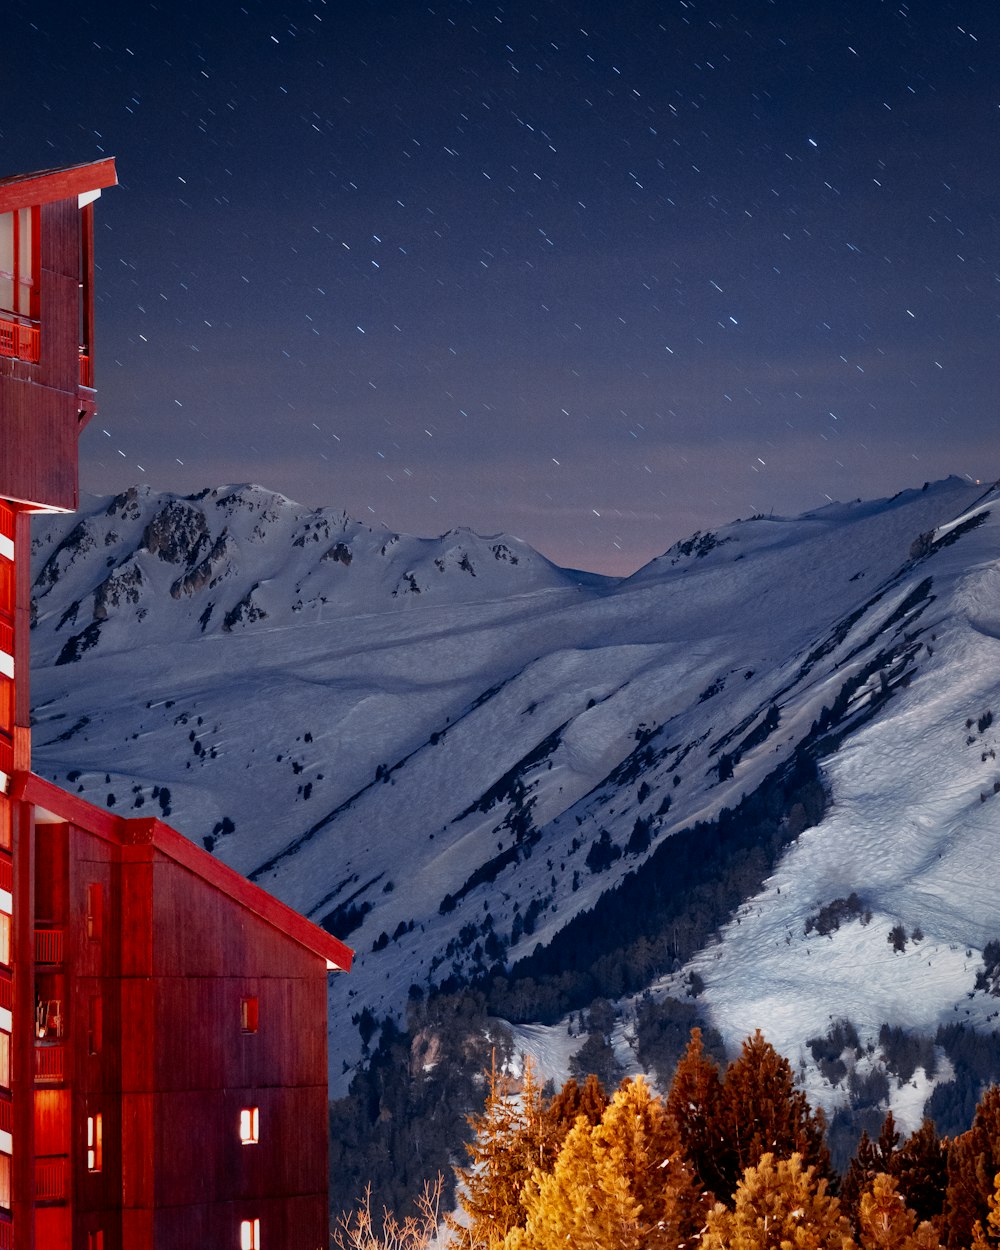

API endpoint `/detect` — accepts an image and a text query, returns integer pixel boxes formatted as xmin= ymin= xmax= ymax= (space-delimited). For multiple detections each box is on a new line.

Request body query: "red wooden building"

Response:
xmin=0 ymin=161 xmax=352 ymax=1250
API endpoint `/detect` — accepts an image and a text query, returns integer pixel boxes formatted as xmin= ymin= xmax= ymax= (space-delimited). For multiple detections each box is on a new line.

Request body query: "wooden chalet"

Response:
xmin=0 ymin=161 xmax=352 ymax=1250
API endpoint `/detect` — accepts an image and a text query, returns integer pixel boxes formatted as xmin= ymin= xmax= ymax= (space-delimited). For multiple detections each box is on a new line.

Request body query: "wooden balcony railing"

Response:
xmin=34 ymin=929 xmax=64 ymax=965
xmin=0 ymin=1216 xmax=11 ymax=1249
xmin=0 ymin=1099 xmax=11 ymax=1134
xmin=0 ymin=316 xmax=39 ymax=364
xmin=35 ymin=1155 xmax=68 ymax=1202
xmin=79 ymin=353 xmax=93 ymax=387
xmin=0 ymin=858 xmax=10 ymax=897
xmin=34 ymin=1046 xmax=65 ymax=1083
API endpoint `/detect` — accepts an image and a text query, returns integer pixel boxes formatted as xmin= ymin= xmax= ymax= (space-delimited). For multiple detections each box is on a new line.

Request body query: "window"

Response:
xmin=86 ymin=883 xmax=104 ymax=942
xmin=86 ymin=1113 xmax=102 ymax=1172
xmin=0 ymin=208 xmax=37 ymax=319
xmin=0 ymin=916 xmax=9 ymax=968
xmin=87 ymin=994 xmax=103 ymax=1056
xmin=240 ymin=996 xmax=258 ymax=1034
xmin=87 ymin=1233 xmax=104 ymax=1250
xmin=240 ymin=1218 xmax=260 ymax=1250
xmin=239 ymin=1107 xmax=259 ymax=1145
xmin=0 ymin=1032 xmax=9 ymax=1088
xmin=0 ymin=1151 xmax=9 ymax=1210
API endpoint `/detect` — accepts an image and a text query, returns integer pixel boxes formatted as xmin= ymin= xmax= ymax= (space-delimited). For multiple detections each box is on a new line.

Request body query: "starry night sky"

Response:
xmin=5 ymin=1 xmax=999 ymax=573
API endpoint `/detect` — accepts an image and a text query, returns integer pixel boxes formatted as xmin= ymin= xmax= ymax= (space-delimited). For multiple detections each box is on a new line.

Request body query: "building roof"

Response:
xmin=13 ymin=771 xmax=353 ymax=972
xmin=0 ymin=159 xmax=118 ymax=214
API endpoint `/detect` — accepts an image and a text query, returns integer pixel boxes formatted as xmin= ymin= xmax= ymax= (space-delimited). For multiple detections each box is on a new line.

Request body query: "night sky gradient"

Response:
xmin=5 ymin=1 xmax=999 ymax=572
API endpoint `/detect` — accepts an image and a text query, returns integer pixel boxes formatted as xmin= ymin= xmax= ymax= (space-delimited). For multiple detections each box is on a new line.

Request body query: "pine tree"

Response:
xmin=842 ymin=1114 xmax=902 ymax=1225
xmin=504 ymin=1076 xmax=705 ymax=1250
xmin=666 ymin=1026 xmax=728 ymax=1199
xmin=543 ymin=1072 xmax=608 ymax=1141
xmin=892 ymin=1119 xmax=949 ymax=1229
xmin=452 ymin=1054 xmax=551 ymax=1249
xmin=716 ymin=1030 xmax=832 ymax=1202
xmin=504 ymin=1111 xmax=642 ymax=1250
xmin=944 ymin=1085 xmax=1000 ymax=1249
xmin=701 ymin=1152 xmax=853 ymax=1250
xmin=856 ymin=1173 xmax=942 ymax=1250
xmin=452 ymin=1054 xmax=521 ymax=1250
xmin=970 ymin=1171 xmax=1000 ymax=1250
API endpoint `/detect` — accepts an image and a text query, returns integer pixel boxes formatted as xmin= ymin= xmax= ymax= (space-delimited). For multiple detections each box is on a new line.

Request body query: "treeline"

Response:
xmin=337 ymin=1027 xmax=1000 ymax=1250
xmin=479 ymin=747 xmax=826 ymax=1027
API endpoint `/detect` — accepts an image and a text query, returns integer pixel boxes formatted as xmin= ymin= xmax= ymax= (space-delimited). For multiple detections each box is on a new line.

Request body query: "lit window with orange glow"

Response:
xmin=240 ymin=996 xmax=258 ymax=1033
xmin=87 ymin=1113 xmax=103 ymax=1172
xmin=239 ymin=1107 xmax=259 ymax=1145
xmin=240 ymin=1217 xmax=260 ymax=1249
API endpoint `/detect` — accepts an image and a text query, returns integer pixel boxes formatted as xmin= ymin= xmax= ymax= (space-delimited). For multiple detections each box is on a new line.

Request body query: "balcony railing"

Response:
xmin=35 ymin=1155 xmax=68 ymax=1202
xmin=0 ymin=858 xmax=10 ymax=897
xmin=0 ymin=1216 xmax=11 ymax=1249
xmin=0 ymin=1100 xmax=10 ymax=1134
xmin=0 ymin=316 xmax=39 ymax=364
xmin=34 ymin=929 xmax=64 ymax=965
xmin=34 ymin=1045 xmax=65 ymax=1083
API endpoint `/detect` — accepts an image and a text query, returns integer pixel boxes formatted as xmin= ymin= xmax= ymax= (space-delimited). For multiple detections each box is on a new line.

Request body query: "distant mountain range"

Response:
xmin=29 ymin=476 xmax=1000 ymax=1127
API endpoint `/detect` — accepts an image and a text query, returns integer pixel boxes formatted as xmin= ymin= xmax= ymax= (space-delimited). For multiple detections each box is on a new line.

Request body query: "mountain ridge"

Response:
xmin=28 ymin=474 xmax=1000 ymax=1123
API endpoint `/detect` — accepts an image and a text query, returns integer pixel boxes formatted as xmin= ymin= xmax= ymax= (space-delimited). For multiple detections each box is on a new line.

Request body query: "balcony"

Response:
xmin=34 ymin=1045 xmax=65 ymax=1084
xmin=35 ymin=1155 xmax=68 ymax=1203
xmin=0 ymin=316 xmax=39 ymax=365
xmin=34 ymin=928 xmax=64 ymax=965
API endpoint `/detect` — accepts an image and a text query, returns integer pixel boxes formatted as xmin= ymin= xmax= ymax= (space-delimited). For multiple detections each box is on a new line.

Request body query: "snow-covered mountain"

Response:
xmin=28 ymin=476 xmax=1000 ymax=1118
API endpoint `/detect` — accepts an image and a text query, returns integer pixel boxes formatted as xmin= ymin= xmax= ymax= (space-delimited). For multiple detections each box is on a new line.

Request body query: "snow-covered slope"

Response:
xmin=28 ymin=476 xmax=1000 ymax=1107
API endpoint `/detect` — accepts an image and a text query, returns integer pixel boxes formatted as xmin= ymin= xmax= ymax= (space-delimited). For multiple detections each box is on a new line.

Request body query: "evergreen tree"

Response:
xmin=716 ymin=1030 xmax=833 ymax=1202
xmin=944 ymin=1085 xmax=1000 ymax=1249
xmin=452 ymin=1054 xmax=550 ymax=1249
xmin=542 ymin=1073 xmax=608 ymax=1144
xmin=842 ymin=1114 xmax=902 ymax=1226
xmin=504 ymin=1111 xmax=642 ymax=1250
xmin=666 ymin=1025 xmax=728 ymax=1199
xmin=857 ymin=1173 xmax=942 ymax=1250
xmin=505 ymin=1076 xmax=705 ymax=1250
xmin=892 ymin=1120 xmax=949 ymax=1229
xmin=971 ymin=1171 xmax=1000 ymax=1250
xmin=702 ymin=1152 xmax=853 ymax=1250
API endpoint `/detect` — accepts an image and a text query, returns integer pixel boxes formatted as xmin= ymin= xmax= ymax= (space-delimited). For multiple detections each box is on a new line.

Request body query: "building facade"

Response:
xmin=0 ymin=161 xmax=352 ymax=1250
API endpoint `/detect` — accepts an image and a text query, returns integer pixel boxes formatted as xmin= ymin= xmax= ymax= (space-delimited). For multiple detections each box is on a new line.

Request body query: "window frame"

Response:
xmin=239 ymin=1106 xmax=259 ymax=1146
xmin=240 ymin=1217 xmax=260 ymax=1249
xmin=86 ymin=1112 xmax=103 ymax=1173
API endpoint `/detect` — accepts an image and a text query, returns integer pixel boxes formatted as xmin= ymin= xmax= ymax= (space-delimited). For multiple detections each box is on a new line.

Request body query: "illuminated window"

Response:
xmin=0 ymin=915 xmax=9 ymax=967
xmin=0 ymin=1150 xmax=9 ymax=1210
xmin=0 ymin=208 xmax=38 ymax=320
xmin=240 ymin=996 xmax=258 ymax=1033
xmin=0 ymin=1031 xmax=9 ymax=1088
xmin=239 ymin=1107 xmax=259 ymax=1145
xmin=87 ymin=994 xmax=103 ymax=1056
xmin=86 ymin=883 xmax=104 ymax=942
xmin=87 ymin=1113 xmax=103 ymax=1172
xmin=240 ymin=1218 xmax=260 ymax=1249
